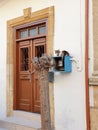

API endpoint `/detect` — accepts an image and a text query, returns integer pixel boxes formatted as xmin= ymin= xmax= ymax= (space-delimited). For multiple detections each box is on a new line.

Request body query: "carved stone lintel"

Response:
xmin=23 ymin=7 xmax=32 ymax=19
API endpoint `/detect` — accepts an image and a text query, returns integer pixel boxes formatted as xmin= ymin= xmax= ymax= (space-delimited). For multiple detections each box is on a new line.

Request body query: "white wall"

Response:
xmin=54 ymin=0 xmax=86 ymax=130
xmin=88 ymin=0 xmax=93 ymax=77
xmin=0 ymin=0 xmax=87 ymax=130
xmin=0 ymin=20 xmax=7 ymax=118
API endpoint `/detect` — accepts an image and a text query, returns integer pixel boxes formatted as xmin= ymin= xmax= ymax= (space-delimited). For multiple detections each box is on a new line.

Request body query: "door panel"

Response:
xmin=18 ymin=78 xmax=31 ymax=111
xmin=16 ymin=41 xmax=32 ymax=112
xmin=33 ymin=38 xmax=46 ymax=113
xmin=33 ymin=77 xmax=40 ymax=113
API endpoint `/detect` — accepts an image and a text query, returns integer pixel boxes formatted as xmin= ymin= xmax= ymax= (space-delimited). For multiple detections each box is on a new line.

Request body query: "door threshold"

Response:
xmin=13 ymin=110 xmax=41 ymax=121
xmin=0 ymin=110 xmax=41 ymax=129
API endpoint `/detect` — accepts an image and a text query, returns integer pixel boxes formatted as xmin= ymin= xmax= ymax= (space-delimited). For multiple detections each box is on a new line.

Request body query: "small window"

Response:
xmin=38 ymin=25 xmax=46 ymax=35
xmin=20 ymin=30 xmax=28 ymax=38
xmin=35 ymin=45 xmax=44 ymax=57
xmin=29 ymin=27 xmax=37 ymax=36
xmin=21 ymin=47 xmax=29 ymax=71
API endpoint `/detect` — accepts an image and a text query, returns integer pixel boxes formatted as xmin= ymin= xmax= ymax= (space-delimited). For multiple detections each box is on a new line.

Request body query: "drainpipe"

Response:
xmin=85 ymin=0 xmax=90 ymax=130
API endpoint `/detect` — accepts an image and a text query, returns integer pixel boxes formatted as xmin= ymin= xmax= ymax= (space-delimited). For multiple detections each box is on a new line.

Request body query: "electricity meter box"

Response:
xmin=53 ymin=56 xmax=72 ymax=72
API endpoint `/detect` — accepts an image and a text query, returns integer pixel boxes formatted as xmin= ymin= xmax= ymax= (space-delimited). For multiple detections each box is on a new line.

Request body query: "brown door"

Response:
xmin=33 ymin=38 xmax=46 ymax=113
xmin=16 ymin=38 xmax=46 ymax=113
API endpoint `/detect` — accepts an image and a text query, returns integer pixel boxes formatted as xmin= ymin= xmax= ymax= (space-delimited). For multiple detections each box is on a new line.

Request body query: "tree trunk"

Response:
xmin=38 ymin=70 xmax=51 ymax=130
xmin=32 ymin=54 xmax=52 ymax=130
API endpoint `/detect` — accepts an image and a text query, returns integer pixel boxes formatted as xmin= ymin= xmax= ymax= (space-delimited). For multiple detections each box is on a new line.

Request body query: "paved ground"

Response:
xmin=0 ymin=111 xmax=41 ymax=130
xmin=0 ymin=128 xmax=7 ymax=130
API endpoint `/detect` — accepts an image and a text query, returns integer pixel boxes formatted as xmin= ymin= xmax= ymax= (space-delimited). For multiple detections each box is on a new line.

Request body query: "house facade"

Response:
xmin=0 ymin=0 xmax=95 ymax=130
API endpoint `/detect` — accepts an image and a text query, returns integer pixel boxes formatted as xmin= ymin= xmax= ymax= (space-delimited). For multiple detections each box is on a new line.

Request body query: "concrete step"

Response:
xmin=0 ymin=111 xmax=41 ymax=130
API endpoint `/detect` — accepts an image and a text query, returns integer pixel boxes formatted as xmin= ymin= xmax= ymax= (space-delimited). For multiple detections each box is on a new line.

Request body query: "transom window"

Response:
xmin=20 ymin=29 xmax=28 ymax=38
xmin=29 ymin=27 xmax=37 ymax=36
xmin=16 ymin=22 xmax=47 ymax=40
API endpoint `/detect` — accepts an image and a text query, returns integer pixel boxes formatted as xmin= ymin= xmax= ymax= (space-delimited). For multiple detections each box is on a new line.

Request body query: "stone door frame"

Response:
xmin=7 ymin=6 xmax=54 ymax=128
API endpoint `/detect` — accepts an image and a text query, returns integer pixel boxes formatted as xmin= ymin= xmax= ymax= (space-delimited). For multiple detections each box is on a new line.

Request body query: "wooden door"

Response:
xmin=32 ymin=38 xmax=46 ymax=113
xmin=16 ymin=41 xmax=32 ymax=112
xmin=16 ymin=38 xmax=46 ymax=113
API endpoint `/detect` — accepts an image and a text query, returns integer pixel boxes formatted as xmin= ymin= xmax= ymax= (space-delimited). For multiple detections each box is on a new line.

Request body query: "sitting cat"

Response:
xmin=55 ymin=49 xmax=60 ymax=56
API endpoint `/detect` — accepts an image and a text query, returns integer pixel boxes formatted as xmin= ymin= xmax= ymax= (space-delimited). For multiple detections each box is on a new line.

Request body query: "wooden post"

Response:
xmin=32 ymin=54 xmax=52 ymax=130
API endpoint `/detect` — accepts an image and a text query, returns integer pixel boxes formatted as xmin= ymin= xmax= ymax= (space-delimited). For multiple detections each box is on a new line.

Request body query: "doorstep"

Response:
xmin=0 ymin=111 xmax=41 ymax=130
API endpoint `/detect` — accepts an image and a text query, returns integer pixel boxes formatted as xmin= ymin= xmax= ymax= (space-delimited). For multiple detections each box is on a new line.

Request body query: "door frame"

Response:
xmin=7 ymin=6 xmax=54 ymax=128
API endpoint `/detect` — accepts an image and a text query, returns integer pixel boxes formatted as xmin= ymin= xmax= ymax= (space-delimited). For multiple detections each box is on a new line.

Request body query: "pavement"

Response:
xmin=0 ymin=128 xmax=7 ymax=130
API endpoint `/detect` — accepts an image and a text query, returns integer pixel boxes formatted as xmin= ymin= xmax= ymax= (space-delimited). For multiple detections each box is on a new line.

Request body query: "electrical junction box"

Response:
xmin=53 ymin=56 xmax=72 ymax=73
xmin=48 ymin=71 xmax=54 ymax=82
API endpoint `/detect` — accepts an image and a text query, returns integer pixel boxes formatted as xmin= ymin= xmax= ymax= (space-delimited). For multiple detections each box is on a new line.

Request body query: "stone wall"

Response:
xmin=89 ymin=0 xmax=98 ymax=129
xmin=89 ymin=79 xmax=98 ymax=130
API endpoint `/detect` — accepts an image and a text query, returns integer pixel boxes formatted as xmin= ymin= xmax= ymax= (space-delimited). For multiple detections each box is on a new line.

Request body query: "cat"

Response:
xmin=55 ymin=49 xmax=60 ymax=56
xmin=61 ymin=50 xmax=69 ymax=57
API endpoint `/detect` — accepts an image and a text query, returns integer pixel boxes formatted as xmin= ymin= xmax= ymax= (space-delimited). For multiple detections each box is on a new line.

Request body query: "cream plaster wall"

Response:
xmin=88 ymin=0 xmax=93 ymax=77
xmin=54 ymin=0 xmax=86 ymax=130
xmin=0 ymin=0 xmax=87 ymax=130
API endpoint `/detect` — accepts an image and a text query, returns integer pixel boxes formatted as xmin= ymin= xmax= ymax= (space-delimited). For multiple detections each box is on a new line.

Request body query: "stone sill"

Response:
xmin=89 ymin=77 xmax=98 ymax=86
